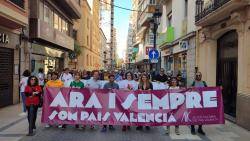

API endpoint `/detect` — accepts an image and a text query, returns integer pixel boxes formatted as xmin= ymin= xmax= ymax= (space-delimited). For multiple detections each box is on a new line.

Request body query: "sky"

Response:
xmin=114 ymin=0 xmax=132 ymax=59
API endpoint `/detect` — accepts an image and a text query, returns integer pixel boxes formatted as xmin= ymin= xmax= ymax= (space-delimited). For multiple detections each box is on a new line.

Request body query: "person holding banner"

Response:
xmin=69 ymin=72 xmax=85 ymax=129
xmin=137 ymin=73 xmax=153 ymax=131
xmin=45 ymin=72 xmax=64 ymax=128
xmin=119 ymin=71 xmax=138 ymax=131
xmin=24 ymin=76 xmax=42 ymax=136
xmin=190 ymin=72 xmax=207 ymax=135
xmin=85 ymin=70 xmax=102 ymax=129
xmin=101 ymin=74 xmax=119 ymax=132
xmin=166 ymin=77 xmax=181 ymax=135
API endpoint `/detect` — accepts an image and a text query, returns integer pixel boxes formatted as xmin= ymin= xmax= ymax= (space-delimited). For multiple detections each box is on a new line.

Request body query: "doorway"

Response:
xmin=0 ymin=47 xmax=13 ymax=107
xmin=217 ymin=30 xmax=238 ymax=118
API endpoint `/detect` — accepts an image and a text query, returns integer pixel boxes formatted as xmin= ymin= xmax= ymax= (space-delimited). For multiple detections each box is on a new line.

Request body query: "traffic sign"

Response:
xmin=149 ymin=49 xmax=159 ymax=60
xmin=150 ymin=59 xmax=158 ymax=63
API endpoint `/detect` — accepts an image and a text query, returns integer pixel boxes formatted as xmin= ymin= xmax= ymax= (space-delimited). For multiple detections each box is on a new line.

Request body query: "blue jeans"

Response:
xmin=20 ymin=92 xmax=26 ymax=112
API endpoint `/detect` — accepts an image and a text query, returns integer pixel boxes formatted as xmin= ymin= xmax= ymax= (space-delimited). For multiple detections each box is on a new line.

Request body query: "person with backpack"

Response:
xmin=190 ymin=72 xmax=207 ymax=135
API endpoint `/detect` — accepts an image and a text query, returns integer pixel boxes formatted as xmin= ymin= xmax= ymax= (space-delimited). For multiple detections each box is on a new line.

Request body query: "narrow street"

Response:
xmin=0 ymin=104 xmax=249 ymax=141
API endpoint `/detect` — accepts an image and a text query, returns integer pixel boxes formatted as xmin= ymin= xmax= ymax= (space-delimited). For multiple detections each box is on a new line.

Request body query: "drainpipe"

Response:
xmin=195 ymin=29 xmax=199 ymax=73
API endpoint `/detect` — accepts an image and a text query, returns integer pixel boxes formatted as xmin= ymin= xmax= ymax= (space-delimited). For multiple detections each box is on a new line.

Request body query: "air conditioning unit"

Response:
xmin=179 ymin=41 xmax=189 ymax=49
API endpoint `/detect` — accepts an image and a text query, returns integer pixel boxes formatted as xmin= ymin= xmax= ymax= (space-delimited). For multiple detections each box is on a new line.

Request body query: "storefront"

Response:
xmin=161 ymin=43 xmax=187 ymax=78
xmin=0 ymin=28 xmax=20 ymax=107
xmin=31 ymin=43 xmax=65 ymax=75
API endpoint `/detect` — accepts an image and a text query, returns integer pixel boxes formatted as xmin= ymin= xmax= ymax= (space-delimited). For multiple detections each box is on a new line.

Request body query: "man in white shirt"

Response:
xmin=60 ymin=68 xmax=73 ymax=87
xmin=86 ymin=70 xmax=102 ymax=89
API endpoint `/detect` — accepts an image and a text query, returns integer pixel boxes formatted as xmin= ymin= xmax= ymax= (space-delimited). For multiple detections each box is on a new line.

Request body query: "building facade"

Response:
xmin=195 ymin=0 xmax=250 ymax=130
xmin=159 ymin=0 xmax=197 ymax=86
xmin=29 ymin=0 xmax=81 ymax=74
xmin=0 ymin=0 xmax=29 ymax=107
xmin=76 ymin=0 xmax=101 ymax=71
xmin=100 ymin=28 xmax=108 ymax=70
xmin=134 ymin=0 xmax=157 ymax=72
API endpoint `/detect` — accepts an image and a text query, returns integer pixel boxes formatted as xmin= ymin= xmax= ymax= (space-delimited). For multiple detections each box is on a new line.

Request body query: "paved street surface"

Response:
xmin=0 ymin=104 xmax=249 ymax=141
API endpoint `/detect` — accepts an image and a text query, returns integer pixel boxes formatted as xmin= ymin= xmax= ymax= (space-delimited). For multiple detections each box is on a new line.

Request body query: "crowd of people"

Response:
xmin=19 ymin=67 xmax=207 ymax=136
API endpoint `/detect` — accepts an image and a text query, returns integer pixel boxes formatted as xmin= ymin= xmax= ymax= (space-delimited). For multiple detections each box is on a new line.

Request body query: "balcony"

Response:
xmin=0 ymin=0 xmax=28 ymax=29
xmin=29 ymin=18 xmax=74 ymax=51
xmin=157 ymin=26 xmax=175 ymax=48
xmin=138 ymin=4 xmax=155 ymax=28
xmin=9 ymin=0 xmax=25 ymax=9
xmin=54 ymin=0 xmax=81 ymax=19
xmin=195 ymin=0 xmax=249 ymax=26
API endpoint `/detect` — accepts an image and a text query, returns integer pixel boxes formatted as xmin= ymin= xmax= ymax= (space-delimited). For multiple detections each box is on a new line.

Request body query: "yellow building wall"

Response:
xmin=75 ymin=0 xmax=101 ymax=71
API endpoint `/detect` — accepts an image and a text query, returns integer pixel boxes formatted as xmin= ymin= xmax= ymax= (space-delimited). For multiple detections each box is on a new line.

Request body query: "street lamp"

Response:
xmin=149 ymin=6 xmax=162 ymax=71
xmin=149 ymin=5 xmax=162 ymax=50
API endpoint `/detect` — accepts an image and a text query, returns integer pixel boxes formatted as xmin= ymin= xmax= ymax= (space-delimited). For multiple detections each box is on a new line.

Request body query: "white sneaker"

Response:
xmin=19 ymin=112 xmax=27 ymax=116
xmin=58 ymin=125 xmax=63 ymax=128
xmin=45 ymin=124 xmax=50 ymax=128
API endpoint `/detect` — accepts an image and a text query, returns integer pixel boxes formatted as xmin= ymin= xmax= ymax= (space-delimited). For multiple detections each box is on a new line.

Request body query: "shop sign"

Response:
xmin=0 ymin=33 xmax=9 ymax=44
xmin=146 ymin=47 xmax=154 ymax=55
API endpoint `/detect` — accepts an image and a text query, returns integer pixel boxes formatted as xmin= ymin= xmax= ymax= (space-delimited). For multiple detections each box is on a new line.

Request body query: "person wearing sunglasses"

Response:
xmin=24 ymin=76 xmax=42 ymax=136
xmin=190 ymin=72 xmax=207 ymax=135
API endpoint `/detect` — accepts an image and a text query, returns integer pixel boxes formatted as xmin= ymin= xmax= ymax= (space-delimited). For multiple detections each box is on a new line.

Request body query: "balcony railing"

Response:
xmin=9 ymin=0 xmax=25 ymax=9
xmin=195 ymin=0 xmax=231 ymax=22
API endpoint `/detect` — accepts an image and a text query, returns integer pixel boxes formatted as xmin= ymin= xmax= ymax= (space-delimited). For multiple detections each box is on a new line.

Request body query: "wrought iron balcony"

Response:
xmin=195 ymin=0 xmax=248 ymax=26
xmin=195 ymin=0 xmax=231 ymax=22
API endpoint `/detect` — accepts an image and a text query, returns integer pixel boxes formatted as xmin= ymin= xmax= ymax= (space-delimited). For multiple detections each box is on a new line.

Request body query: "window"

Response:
xmin=39 ymin=0 xmax=44 ymax=20
xmin=184 ymin=0 xmax=188 ymax=18
xmin=44 ymin=4 xmax=49 ymax=23
xmin=65 ymin=22 xmax=68 ymax=34
xmin=62 ymin=20 xmax=66 ymax=33
xmin=9 ymin=0 xmax=25 ymax=9
xmin=58 ymin=17 xmax=62 ymax=32
xmin=87 ymin=54 xmax=89 ymax=66
xmin=54 ymin=13 xmax=59 ymax=29
xmin=73 ymin=30 xmax=77 ymax=40
xmin=150 ymin=0 xmax=155 ymax=4
xmin=87 ymin=36 xmax=89 ymax=46
xmin=48 ymin=8 xmax=53 ymax=26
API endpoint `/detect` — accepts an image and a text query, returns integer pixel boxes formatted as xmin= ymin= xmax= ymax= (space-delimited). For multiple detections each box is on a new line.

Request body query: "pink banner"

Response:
xmin=41 ymin=87 xmax=225 ymax=126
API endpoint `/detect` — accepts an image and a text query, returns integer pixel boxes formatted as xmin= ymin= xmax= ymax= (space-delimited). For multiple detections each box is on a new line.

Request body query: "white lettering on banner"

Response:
xmin=120 ymin=113 xmax=129 ymax=122
xmin=168 ymin=114 xmax=177 ymax=122
xmin=85 ymin=93 xmax=102 ymax=108
xmin=50 ymin=92 xmax=68 ymax=107
xmin=145 ymin=113 xmax=155 ymax=122
xmin=138 ymin=113 xmax=146 ymax=122
xmin=203 ymin=91 xmax=217 ymax=108
xmin=138 ymin=94 xmax=151 ymax=110
xmin=81 ymin=111 xmax=89 ymax=120
xmin=69 ymin=92 xmax=84 ymax=108
xmin=152 ymin=95 xmax=169 ymax=109
xmin=121 ymin=94 xmax=136 ymax=109
xmin=49 ymin=110 xmax=58 ymax=120
xmin=170 ymin=93 xmax=185 ymax=109
xmin=102 ymin=112 xmax=111 ymax=121
xmin=186 ymin=92 xmax=202 ymax=108
xmin=48 ymin=111 xmax=178 ymax=123
xmin=130 ymin=113 xmax=137 ymax=122
xmin=68 ymin=112 xmax=78 ymax=121
xmin=114 ymin=112 xmax=123 ymax=121
xmin=108 ymin=93 xmax=116 ymax=109
xmin=182 ymin=111 xmax=191 ymax=122
xmin=155 ymin=113 xmax=162 ymax=122
xmin=49 ymin=90 xmax=218 ymax=110
xmin=88 ymin=112 xmax=97 ymax=121
xmin=58 ymin=111 xmax=68 ymax=120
